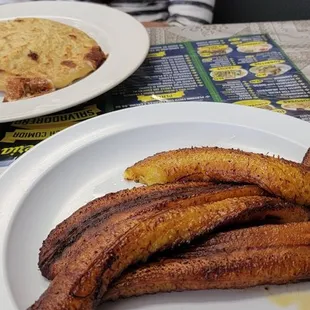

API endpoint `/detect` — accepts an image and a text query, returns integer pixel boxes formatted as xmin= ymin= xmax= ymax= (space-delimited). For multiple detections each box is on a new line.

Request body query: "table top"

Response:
xmin=147 ymin=20 xmax=310 ymax=80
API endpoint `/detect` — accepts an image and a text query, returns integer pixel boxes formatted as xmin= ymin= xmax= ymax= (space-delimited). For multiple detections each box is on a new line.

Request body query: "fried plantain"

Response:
xmin=29 ymin=196 xmax=298 ymax=309
xmin=124 ymin=147 xmax=310 ymax=206
xmin=103 ymin=222 xmax=310 ymax=301
xmin=39 ymin=183 xmax=266 ymax=280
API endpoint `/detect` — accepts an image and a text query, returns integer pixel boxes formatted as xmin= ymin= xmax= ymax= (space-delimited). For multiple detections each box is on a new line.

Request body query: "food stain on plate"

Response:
xmin=268 ymin=291 xmax=310 ymax=310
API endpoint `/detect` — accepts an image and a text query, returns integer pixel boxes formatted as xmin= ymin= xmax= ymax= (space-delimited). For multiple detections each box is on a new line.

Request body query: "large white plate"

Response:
xmin=0 ymin=102 xmax=309 ymax=310
xmin=0 ymin=1 xmax=149 ymax=122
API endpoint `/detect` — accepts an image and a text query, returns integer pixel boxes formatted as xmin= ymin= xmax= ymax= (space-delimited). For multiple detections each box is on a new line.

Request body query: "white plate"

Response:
xmin=0 ymin=1 xmax=149 ymax=122
xmin=0 ymin=102 xmax=310 ymax=310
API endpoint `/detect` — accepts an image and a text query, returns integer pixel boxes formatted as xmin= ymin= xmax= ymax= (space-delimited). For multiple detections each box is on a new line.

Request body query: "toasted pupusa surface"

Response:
xmin=0 ymin=18 xmax=107 ymax=101
xmin=124 ymin=147 xmax=310 ymax=206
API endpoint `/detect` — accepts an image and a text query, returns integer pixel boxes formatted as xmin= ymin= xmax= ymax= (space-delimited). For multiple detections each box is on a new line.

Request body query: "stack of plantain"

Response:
xmin=29 ymin=147 xmax=310 ymax=310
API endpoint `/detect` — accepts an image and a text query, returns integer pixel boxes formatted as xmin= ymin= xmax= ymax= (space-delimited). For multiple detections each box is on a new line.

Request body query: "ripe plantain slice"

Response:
xmin=103 ymin=222 xmax=310 ymax=301
xmin=29 ymin=196 xmax=306 ymax=310
xmin=124 ymin=147 xmax=310 ymax=206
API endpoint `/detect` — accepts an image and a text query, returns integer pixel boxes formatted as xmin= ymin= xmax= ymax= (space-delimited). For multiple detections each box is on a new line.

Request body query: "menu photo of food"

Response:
xmin=236 ymin=41 xmax=273 ymax=54
xmin=197 ymin=44 xmax=233 ymax=57
xmin=210 ymin=65 xmax=248 ymax=81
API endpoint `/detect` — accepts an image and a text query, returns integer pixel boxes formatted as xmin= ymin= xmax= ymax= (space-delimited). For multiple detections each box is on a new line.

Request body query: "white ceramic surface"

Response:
xmin=0 ymin=102 xmax=309 ymax=310
xmin=0 ymin=1 xmax=150 ymax=122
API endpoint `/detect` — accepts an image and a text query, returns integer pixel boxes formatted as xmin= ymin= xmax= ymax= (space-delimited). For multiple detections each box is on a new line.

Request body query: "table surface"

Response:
xmin=147 ymin=20 xmax=310 ymax=80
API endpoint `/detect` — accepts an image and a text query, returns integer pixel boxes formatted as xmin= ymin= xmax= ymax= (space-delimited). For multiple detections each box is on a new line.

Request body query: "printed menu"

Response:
xmin=107 ymin=34 xmax=310 ymax=122
xmin=1 ymin=34 xmax=310 ymax=169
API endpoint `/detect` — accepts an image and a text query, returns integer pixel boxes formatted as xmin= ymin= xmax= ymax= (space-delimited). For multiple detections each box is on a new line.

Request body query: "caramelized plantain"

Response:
xmin=39 ymin=183 xmax=266 ymax=280
xmin=29 ymin=196 xmax=298 ymax=310
xmin=124 ymin=147 xmax=310 ymax=206
xmin=104 ymin=222 xmax=310 ymax=301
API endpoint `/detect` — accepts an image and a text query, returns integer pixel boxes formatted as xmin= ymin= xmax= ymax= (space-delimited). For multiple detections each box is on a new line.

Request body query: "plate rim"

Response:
xmin=0 ymin=1 xmax=150 ymax=122
xmin=0 ymin=101 xmax=309 ymax=309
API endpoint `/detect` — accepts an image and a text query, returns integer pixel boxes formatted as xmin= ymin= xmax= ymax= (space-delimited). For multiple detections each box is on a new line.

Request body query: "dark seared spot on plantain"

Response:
xmin=39 ymin=183 xmax=265 ymax=279
xmin=176 ymin=173 xmax=208 ymax=182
